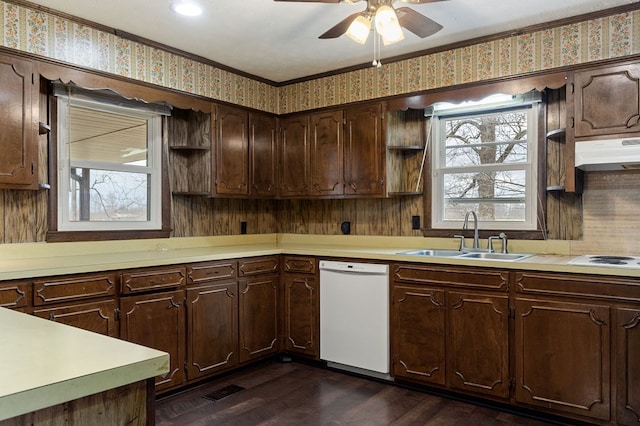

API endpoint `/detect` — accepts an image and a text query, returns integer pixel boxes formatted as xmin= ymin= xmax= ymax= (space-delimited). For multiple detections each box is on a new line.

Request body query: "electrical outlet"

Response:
xmin=411 ymin=215 xmax=421 ymax=230
xmin=240 ymin=221 xmax=247 ymax=234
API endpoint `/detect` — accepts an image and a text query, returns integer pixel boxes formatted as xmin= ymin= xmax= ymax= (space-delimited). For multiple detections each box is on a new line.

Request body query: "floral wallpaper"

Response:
xmin=0 ymin=0 xmax=638 ymax=114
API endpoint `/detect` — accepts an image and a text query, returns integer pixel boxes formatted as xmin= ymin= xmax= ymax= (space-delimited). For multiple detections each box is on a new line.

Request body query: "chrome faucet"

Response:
xmin=463 ymin=211 xmax=480 ymax=250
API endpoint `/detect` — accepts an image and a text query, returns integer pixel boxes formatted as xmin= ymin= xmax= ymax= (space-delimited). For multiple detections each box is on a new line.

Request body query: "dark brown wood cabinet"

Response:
xmin=278 ymin=114 xmax=310 ymax=197
xmin=617 ymin=307 xmax=640 ymax=426
xmin=32 ymin=272 xmax=118 ymax=336
xmin=344 ymin=103 xmax=385 ymax=196
xmin=514 ymin=297 xmax=611 ymax=421
xmin=249 ymin=112 xmax=277 ymax=197
xmin=572 ymin=61 xmax=640 ymax=139
xmin=119 ymin=266 xmax=187 ymax=393
xmin=214 ymin=104 xmax=249 ymax=196
xmin=391 ymin=283 xmax=446 ymax=385
xmin=391 ymin=263 xmax=510 ymax=400
xmin=0 ymin=280 xmax=31 ymax=310
xmin=0 ymin=52 xmax=38 ymax=190
xmin=186 ymin=261 xmax=239 ymax=380
xmin=34 ymin=299 xmax=118 ymax=337
xmin=282 ymin=256 xmax=319 ymax=358
xmin=448 ymin=291 xmax=509 ymax=399
xmin=238 ymin=256 xmax=280 ymax=363
xmin=310 ymin=110 xmax=344 ymax=197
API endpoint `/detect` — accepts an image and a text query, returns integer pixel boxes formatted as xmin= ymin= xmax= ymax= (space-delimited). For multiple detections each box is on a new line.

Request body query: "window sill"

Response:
xmin=47 ymin=229 xmax=171 ymax=243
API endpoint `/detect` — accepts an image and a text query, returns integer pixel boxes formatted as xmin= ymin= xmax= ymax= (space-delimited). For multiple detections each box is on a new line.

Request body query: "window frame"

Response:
xmin=56 ymin=96 xmax=163 ymax=232
xmin=47 ymin=83 xmax=172 ymax=242
xmin=424 ymin=94 xmax=547 ymax=238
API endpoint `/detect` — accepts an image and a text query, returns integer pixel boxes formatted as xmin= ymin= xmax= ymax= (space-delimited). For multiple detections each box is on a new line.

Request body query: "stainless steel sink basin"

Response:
xmin=397 ymin=249 xmax=464 ymax=257
xmin=459 ymin=252 xmax=532 ymax=261
xmin=398 ymin=249 xmax=532 ymax=262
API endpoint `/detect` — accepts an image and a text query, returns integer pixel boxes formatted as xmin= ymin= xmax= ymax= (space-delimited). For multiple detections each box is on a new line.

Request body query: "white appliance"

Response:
xmin=569 ymin=254 xmax=640 ymax=269
xmin=575 ymin=137 xmax=640 ymax=171
xmin=319 ymin=260 xmax=390 ymax=379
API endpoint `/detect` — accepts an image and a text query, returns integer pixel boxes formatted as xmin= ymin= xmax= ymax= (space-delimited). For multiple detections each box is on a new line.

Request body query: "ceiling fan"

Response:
xmin=274 ymin=0 xmax=446 ymax=46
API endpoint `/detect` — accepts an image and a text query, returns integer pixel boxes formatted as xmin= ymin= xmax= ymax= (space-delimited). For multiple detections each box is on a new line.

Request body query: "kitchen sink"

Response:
xmin=397 ymin=249 xmax=464 ymax=257
xmin=397 ymin=249 xmax=532 ymax=262
xmin=459 ymin=252 xmax=532 ymax=261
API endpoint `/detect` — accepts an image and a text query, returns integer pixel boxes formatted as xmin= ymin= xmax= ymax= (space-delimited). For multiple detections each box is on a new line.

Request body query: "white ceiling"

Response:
xmin=28 ymin=0 xmax=639 ymax=83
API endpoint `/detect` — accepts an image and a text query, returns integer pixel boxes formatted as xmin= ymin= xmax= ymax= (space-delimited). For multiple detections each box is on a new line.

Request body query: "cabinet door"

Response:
xmin=573 ymin=62 xmax=640 ymax=138
xmin=617 ymin=307 xmax=640 ymax=426
xmin=249 ymin=112 xmax=277 ymax=197
xmin=239 ymin=275 xmax=279 ymax=362
xmin=283 ymin=273 xmax=318 ymax=358
xmin=391 ymin=284 xmax=446 ymax=385
xmin=186 ymin=281 xmax=238 ymax=380
xmin=310 ymin=110 xmax=344 ymax=196
xmin=279 ymin=114 xmax=310 ymax=197
xmin=34 ymin=299 xmax=118 ymax=337
xmin=448 ymin=291 xmax=509 ymax=399
xmin=0 ymin=53 xmax=37 ymax=189
xmin=514 ymin=298 xmax=610 ymax=421
xmin=215 ymin=104 xmax=249 ymax=195
xmin=344 ymin=103 xmax=384 ymax=196
xmin=120 ymin=289 xmax=186 ymax=392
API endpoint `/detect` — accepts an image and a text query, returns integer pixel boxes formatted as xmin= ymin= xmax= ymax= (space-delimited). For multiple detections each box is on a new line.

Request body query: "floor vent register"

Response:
xmin=203 ymin=384 xmax=245 ymax=401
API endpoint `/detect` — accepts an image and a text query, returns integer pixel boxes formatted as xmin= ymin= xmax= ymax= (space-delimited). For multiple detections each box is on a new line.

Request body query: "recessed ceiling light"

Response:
xmin=170 ymin=1 xmax=203 ymax=17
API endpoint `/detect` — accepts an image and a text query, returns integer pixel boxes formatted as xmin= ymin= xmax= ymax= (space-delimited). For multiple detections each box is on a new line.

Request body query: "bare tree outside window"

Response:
xmin=432 ymin=100 xmax=538 ymax=230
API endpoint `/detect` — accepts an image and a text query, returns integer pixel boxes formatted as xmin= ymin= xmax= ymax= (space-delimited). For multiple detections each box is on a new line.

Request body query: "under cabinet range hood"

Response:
xmin=575 ymin=137 xmax=640 ymax=171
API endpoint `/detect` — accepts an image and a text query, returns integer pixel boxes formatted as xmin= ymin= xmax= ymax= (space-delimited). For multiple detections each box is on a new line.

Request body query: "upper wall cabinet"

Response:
xmin=310 ymin=110 xmax=344 ymax=197
xmin=306 ymin=103 xmax=385 ymax=198
xmin=214 ymin=104 xmax=249 ymax=196
xmin=212 ymin=104 xmax=277 ymax=198
xmin=572 ymin=61 xmax=640 ymax=139
xmin=279 ymin=114 xmax=310 ymax=197
xmin=344 ymin=103 xmax=385 ymax=196
xmin=0 ymin=53 xmax=38 ymax=190
xmin=249 ymin=112 xmax=277 ymax=198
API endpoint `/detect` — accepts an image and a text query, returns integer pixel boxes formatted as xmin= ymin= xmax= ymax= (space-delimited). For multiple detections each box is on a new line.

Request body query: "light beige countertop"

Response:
xmin=0 ymin=307 xmax=169 ymax=421
xmin=0 ymin=233 xmax=638 ymax=280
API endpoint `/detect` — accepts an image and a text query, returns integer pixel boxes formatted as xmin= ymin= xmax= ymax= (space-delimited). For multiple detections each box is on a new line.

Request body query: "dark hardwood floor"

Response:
xmin=155 ymin=360 xmax=567 ymax=426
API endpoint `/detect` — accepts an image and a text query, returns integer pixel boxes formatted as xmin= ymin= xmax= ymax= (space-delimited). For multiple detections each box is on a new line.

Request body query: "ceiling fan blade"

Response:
xmin=273 ymin=0 xmax=343 ymax=3
xmin=319 ymin=11 xmax=363 ymax=39
xmin=396 ymin=0 xmax=448 ymax=4
xmin=396 ymin=7 xmax=443 ymax=38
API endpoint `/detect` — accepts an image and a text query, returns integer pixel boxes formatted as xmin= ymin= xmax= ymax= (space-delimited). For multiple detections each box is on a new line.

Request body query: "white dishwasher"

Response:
xmin=319 ymin=260 xmax=390 ymax=379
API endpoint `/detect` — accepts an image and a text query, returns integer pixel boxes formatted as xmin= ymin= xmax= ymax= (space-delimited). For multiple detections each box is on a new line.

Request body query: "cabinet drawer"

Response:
xmin=33 ymin=273 xmax=117 ymax=306
xmin=283 ymin=256 xmax=316 ymax=274
xmin=187 ymin=261 xmax=236 ymax=284
xmin=0 ymin=281 xmax=31 ymax=309
xmin=393 ymin=263 xmax=509 ymax=291
xmin=239 ymin=256 xmax=279 ymax=277
xmin=121 ymin=267 xmax=186 ymax=294
xmin=515 ymin=271 xmax=640 ymax=302
xmin=33 ymin=299 xmax=118 ymax=337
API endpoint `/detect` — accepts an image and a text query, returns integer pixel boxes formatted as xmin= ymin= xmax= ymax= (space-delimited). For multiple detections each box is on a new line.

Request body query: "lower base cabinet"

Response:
xmin=239 ymin=274 xmax=279 ymax=362
xmin=391 ymin=284 xmax=446 ymax=385
xmin=282 ymin=256 xmax=319 ymax=358
xmin=120 ymin=289 xmax=186 ymax=392
xmin=390 ymin=264 xmax=510 ymax=401
xmin=186 ymin=280 xmax=239 ymax=380
xmin=34 ymin=299 xmax=118 ymax=337
xmin=617 ymin=307 xmax=640 ymax=426
xmin=514 ymin=297 xmax=611 ymax=421
xmin=448 ymin=291 xmax=509 ymax=399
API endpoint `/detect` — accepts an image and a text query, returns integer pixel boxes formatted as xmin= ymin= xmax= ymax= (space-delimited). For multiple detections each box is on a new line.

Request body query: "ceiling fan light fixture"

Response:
xmin=374 ymin=5 xmax=404 ymax=45
xmin=170 ymin=1 xmax=203 ymax=17
xmin=346 ymin=15 xmax=371 ymax=44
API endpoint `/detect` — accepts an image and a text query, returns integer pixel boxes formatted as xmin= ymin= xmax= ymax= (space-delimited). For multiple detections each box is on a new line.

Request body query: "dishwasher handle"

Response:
xmin=319 ymin=260 xmax=389 ymax=275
